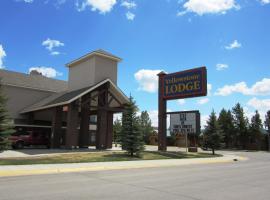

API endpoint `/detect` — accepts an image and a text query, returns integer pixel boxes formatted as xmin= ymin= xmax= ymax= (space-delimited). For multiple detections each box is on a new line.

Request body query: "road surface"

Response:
xmin=0 ymin=151 xmax=269 ymax=200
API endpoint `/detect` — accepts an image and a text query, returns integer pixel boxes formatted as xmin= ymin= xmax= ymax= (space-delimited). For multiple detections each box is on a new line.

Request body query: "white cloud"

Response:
xmin=216 ymin=63 xmax=229 ymax=71
xmin=148 ymin=109 xmax=171 ymax=128
xmin=245 ymin=100 xmax=270 ymax=124
xmin=225 ymin=40 xmax=242 ymax=50
xmin=201 ymin=114 xmax=209 ymax=129
xmin=134 ymin=69 xmax=163 ymax=93
xmin=197 ymin=98 xmax=209 ymax=105
xmin=207 ymin=83 xmax=212 ymax=96
xmin=77 ymin=0 xmax=117 ymax=14
xmin=113 ymin=113 xmax=122 ymax=122
xmin=42 ymin=38 xmax=64 ymax=51
xmin=247 ymin=97 xmax=270 ymax=111
xmin=215 ymin=78 xmax=270 ymax=96
xmin=148 ymin=110 xmax=159 ymax=127
xmin=20 ymin=0 xmax=33 ymax=3
xmin=126 ymin=11 xmax=135 ymax=20
xmin=42 ymin=38 xmax=64 ymax=55
xmin=260 ymin=0 xmax=270 ymax=4
xmin=50 ymin=51 xmax=60 ymax=56
xmin=177 ymin=11 xmax=188 ymax=16
xmin=121 ymin=1 xmax=136 ymax=9
xmin=177 ymin=99 xmax=186 ymax=105
xmin=0 ymin=44 xmax=7 ymax=69
xmin=29 ymin=67 xmax=63 ymax=78
xmin=179 ymin=0 xmax=239 ymax=16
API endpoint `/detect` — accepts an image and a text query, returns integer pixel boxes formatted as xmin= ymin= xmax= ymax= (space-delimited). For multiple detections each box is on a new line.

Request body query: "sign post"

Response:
xmin=157 ymin=67 xmax=207 ymax=151
xmin=158 ymin=72 xmax=167 ymax=151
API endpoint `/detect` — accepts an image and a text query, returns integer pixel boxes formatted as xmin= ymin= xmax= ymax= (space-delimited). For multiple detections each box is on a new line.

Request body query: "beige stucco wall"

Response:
xmin=2 ymin=85 xmax=55 ymax=120
xmin=94 ymin=56 xmax=117 ymax=85
xmin=68 ymin=58 xmax=96 ymax=91
xmin=68 ymin=55 xmax=118 ymax=91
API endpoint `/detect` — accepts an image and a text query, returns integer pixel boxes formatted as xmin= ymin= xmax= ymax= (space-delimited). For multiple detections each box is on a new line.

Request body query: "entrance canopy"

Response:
xmin=20 ymin=79 xmax=129 ymax=114
xmin=20 ymin=79 xmax=129 ymax=149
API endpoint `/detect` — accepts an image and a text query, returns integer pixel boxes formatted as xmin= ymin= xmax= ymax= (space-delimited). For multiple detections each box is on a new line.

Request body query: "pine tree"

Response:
xmin=139 ymin=111 xmax=154 ymax=144
xmin=264 ymin=111 xmax=270 ymax=151
xmin=232 ymin=103 xmax=249 ymax=149
xmin=265 ymin=111 xmax=270 ymax=133
xmin=204 ymin=110 xmax=224 ymax=155
xmin=121 ymin=97 xmax=144 ymax=157
xmin=218 ymin=109 xmax=235 ymax=148
xmin=249 ymin=110 xmax=263 ymax=149
xmin=0 ymin=83 xmax=14 ymax=151
xmin=113 ymin=118 xmax=122 ymax=147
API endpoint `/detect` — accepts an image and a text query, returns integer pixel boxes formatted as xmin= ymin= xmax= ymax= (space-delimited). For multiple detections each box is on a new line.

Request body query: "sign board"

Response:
xmin=162 ymin=67 xmax=207 ymax=100
xmin=169 ymin=111 xmax=200 ymax=135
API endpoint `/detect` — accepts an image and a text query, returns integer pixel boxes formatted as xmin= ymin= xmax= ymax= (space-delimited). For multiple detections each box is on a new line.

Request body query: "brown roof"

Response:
xmin=0 ymin=69 xmax=68 ymax=93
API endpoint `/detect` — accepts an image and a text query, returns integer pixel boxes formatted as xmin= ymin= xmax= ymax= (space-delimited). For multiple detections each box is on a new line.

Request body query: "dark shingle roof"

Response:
xmin=45 ymin=86 xmax=92 ymax=106
xmin=0 ymin=69 xmax=68 ymax=92
xmin=20 ymin=79 xmax=129 ymax=113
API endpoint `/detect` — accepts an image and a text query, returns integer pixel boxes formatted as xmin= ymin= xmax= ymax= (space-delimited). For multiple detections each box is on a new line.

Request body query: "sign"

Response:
xmin=157 ymin=66 xmax=207 ymax=151
xmin=162 ymin=67 xmax=207 ymax=100
xmin=170 ymin=111 xmax=200 ymax=135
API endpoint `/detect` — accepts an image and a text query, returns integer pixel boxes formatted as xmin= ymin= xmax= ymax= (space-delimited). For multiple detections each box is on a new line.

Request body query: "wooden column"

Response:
xmin=158 ymin=72 xmax=167 ymax=151
xmin=79 ymin=93 xmax=91 ymax=148
xmin=106 ymin=112 xmax=113 ymax=149
xmin=96 ymin=83 xmax=109 ymax=150
xmin=65 ymin=101 xmax=79 ymax=149
xmin=51 ymin=106 xmax=62 ymax=148
xmin=28 ymin=112 xmax=34 ymax=124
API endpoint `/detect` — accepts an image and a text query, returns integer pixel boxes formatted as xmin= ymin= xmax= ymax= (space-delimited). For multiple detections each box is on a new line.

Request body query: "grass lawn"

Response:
xmin=0 ymin=151 xmax=221 ymax=165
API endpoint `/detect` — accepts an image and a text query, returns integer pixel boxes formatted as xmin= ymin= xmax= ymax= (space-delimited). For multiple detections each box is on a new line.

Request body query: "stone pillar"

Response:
xmin=158 ymin=72 xmax=167 ymax=151
xmin=106 ymin=112 xmax=113 ymax=149
xmin=51 ymin=106 xmax=62 ymax=148
xmin=65 ymin=101 xmax=79 ymax=149
xmin=79 ymin=94 xmax=91 ymax=148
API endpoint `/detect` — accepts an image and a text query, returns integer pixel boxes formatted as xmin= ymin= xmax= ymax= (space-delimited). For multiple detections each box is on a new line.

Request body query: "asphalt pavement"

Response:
xmin=0 ymin=151 xmax=269 ymax=200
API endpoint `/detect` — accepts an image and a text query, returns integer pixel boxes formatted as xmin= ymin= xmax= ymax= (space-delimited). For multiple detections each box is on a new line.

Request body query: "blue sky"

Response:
xmin=0 ymin=0 xmax=270 ymax=127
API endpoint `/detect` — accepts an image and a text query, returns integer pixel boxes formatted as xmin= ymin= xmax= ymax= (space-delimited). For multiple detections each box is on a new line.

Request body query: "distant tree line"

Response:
xmin=203 ymin=103 xmax=270 ymax=154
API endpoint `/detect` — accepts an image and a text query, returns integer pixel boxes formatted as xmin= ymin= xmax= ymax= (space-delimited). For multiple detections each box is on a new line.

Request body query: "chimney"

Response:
xmin=30 ymin=70 xmax=42 ymax=76
xmin=66 ymin=50 xmax=121 ymax=91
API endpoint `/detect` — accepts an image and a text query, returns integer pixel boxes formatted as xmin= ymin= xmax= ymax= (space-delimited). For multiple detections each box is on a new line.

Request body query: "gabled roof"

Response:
xmin=66 ymin=49 xmax=122 ymax=67
xmin=0 ymin=69 xmax=68 ymax=93
xmin=20 ymin=79 xmax=129 ymax=113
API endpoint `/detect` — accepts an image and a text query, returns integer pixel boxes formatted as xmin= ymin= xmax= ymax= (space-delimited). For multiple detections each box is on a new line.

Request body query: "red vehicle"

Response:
xmin=9 ymin=130 xmax=50 ymax=149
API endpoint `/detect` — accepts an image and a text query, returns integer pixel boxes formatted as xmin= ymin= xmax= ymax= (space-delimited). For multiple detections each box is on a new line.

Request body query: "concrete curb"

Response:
xmin=0 ymin=155 xmax=248 ymax=177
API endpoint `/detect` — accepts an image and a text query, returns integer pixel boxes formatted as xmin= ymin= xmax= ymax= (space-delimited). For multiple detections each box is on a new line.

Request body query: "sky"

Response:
xmin=0 ymin=0 xmax=270 ymax=127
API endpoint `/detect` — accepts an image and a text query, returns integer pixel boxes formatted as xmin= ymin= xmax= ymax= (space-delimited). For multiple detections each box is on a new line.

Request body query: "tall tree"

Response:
xmin=113 ymin=118 xmax=122 ymax=147
xmin=121 ymin=97 xmax=144 ymax=157
xmin=249 ymin=110 xmax=263 ymax=149
xmin=218 ymin=109 xmax=235 ymax=148
xmin=265 ymin=111 xmax=270 ymax=133
xmin=139 ymin=111 xmax=154 ymax=144
xmin=264 ymin=110 xmax=270 ymax=151
xmin=204 ymin=110 xmax=224 ymax=155
xmin=0 ymin=83 xmax=14 ymax=150
xmin=232 ymin=103 xmax=249 ymax=149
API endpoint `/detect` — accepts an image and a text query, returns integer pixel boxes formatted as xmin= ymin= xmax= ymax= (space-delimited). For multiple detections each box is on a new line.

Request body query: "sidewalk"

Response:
xmin=0 ymin=154 xmax=248 ymax=177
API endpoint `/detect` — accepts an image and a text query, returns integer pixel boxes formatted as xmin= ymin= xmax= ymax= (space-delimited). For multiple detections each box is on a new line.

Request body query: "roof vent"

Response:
xmin=30 ymin=70 xmax=42 ymax=76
